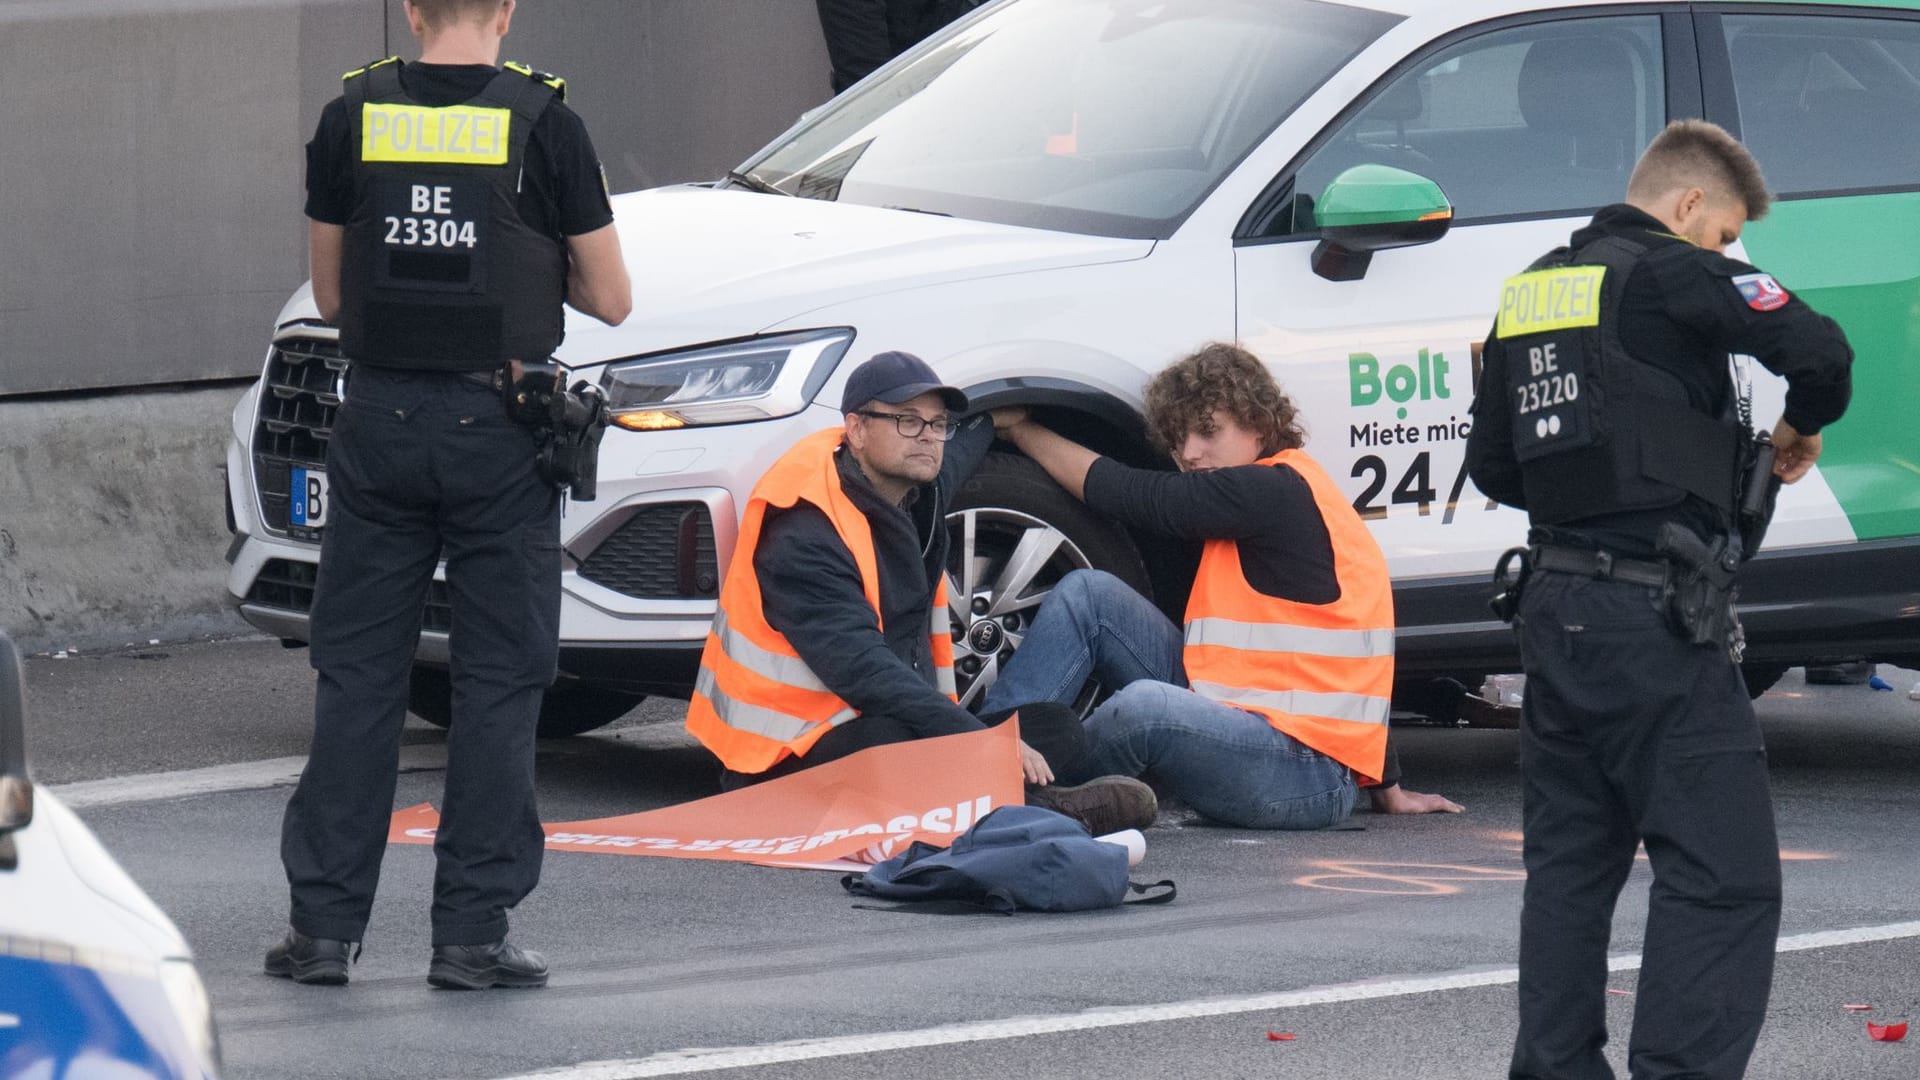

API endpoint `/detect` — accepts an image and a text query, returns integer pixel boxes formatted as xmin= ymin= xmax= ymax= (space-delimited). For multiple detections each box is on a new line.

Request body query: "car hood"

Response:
xmin=552 ymin=185 xmax=1155 ymax=364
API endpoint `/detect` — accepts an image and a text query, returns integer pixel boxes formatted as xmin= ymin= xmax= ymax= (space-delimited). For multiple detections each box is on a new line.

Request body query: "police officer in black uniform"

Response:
xmin=1466 ymin=120 xmax=1851 ymax=1079
xmin=814 ymin=0 xmax=979 ymax=93
xmin=266 ymin=0 xmax=630 ymax=990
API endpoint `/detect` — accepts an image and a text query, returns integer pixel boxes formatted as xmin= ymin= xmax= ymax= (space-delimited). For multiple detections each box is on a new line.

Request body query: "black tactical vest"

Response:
xmin=337 ymin=58 xmax=569 ymax=371
xmin=1497 ymin=235 xmax=1741 ymax=526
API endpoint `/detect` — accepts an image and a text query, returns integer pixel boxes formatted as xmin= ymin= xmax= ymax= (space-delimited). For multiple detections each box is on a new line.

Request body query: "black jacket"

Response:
xmin=1466 ymin=203 xmax=1853 ymax=555
xmin=752 ymin=415 xmax=995 ymax=736
xmin=1083 ymin=457 xmax=1338 ymax=604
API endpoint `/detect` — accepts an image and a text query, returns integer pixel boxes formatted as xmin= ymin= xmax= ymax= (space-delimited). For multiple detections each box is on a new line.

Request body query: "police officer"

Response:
xmin=814 ymin=0 xmax=978 ymax=93
xmin=1466 ymin=120 xmax=1851 ymax=1078
xmin=266 ymin=0 xmax=630 ymax=990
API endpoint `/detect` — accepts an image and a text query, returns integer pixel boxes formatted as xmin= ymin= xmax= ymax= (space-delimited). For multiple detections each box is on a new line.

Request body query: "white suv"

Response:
xmin=226 ymin=0 xmax=1920 ymax=734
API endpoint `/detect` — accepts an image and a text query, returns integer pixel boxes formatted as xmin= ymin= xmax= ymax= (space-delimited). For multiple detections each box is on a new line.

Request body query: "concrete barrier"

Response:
xmin=0 ymin=386 xmax=251 ymax=654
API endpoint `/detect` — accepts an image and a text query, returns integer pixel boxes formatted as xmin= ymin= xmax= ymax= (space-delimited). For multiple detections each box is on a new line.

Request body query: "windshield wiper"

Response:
xmin=724 ymin=169 xmax=788 ymax=196
xmin=886 ymin=205 xmax=952 ymax=217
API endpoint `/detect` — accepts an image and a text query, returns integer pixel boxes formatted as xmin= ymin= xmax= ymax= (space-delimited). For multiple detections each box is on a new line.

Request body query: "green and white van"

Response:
xmin=227 ymin=0 xmax=1920 ymax=729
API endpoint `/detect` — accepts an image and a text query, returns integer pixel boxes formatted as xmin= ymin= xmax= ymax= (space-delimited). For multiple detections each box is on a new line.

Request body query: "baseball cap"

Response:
xmin=839 ymin=351 xmax=968 ymax=415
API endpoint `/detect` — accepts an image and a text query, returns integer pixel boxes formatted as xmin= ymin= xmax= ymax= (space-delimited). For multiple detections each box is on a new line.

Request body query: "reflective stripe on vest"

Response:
xmin=693 ymin=665 xmax=857 ymax=745
xmin=1184 ymin=618 xmax=1394 ymax=660
xmin=711 ymin=608 xmax=833 ymax=693
xmin=930 ymin=604 xmax=958 ymax=695
xmin=1179 ymin=448 xmax=1395 ymax=782
xmin=709 ymin=605 xmax=953 ymax=699
xmin=685 ymin=428 xmax=958 ymax=774
xmin=1188 ymin=680 xmax=1390 ymax=727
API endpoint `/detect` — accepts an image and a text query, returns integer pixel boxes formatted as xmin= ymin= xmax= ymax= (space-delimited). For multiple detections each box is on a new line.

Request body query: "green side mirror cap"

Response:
xmin=1311 ymin=165 xmax=1453 ymax=281
xmin=1316 ymin=163 xmax=1452 ymax=230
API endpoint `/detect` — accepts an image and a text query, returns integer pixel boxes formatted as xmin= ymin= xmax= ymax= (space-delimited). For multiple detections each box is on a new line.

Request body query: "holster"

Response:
xmin=1488 ymin=546 xmax=1532 ymax=624
xmin=499 ymin=361 xmax=609 ymax=501
xmin=1654 ymin=522 xmax=1745 ymax=661
xmin=537 ymin=380 xmax=608 ymax=502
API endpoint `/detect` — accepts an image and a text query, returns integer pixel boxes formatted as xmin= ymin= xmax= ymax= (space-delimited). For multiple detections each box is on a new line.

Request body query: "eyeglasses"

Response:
xmin=856 ymin=409 xmax=960 ymax=441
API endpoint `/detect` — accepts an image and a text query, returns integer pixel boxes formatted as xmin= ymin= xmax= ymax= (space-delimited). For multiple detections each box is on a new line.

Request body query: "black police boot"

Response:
xmin=427 ymin=938 xmax=550 ymax=990
xmin=264 ymin=927 xmax=354 ymax=986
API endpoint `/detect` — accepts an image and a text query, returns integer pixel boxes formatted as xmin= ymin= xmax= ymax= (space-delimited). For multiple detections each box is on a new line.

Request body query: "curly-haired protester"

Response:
xmin=985 ymin=343 xmax=1461 ymax=828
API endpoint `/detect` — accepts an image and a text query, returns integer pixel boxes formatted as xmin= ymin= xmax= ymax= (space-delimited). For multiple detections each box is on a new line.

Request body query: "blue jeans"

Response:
xmin=983 ymin=569 xmax=1357 ymax=830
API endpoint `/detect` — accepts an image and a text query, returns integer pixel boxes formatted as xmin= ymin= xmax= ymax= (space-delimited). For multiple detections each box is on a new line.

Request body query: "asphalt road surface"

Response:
xmin=23 ymin=638 xmax=1920 ymax=1079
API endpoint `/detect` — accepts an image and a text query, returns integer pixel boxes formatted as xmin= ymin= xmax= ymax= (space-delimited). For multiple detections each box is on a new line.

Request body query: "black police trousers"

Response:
xmin=281 ymin=367 xmax=561 ymax=948
xmin=1509 ymin=571 xmax=1781 ymax=1080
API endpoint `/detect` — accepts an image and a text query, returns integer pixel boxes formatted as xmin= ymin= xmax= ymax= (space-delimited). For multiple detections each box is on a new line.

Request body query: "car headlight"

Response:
xmin=600 ymin=328 xmax=854 ymax=430
xmin=158 ymin=958 xmax=222 ymax=1077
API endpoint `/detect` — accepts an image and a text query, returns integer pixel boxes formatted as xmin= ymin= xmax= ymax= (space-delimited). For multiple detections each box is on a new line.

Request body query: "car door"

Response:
xmin=1231 ymin=10 xmax=1684 ymax=585
xmin=1697 ymin=5 xmax=1920 ymax=550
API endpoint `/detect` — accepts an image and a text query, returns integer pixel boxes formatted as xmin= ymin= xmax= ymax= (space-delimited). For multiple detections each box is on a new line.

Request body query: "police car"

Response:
xmin=225 ymin=0 xmax=1920 ymax=732
xmin=0 ymin=634 xmax=222 ymax=1077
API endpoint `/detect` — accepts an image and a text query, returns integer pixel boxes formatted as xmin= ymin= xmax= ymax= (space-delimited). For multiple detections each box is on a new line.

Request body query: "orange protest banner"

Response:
xmin=388 ymin=719 xmax=1024 ymax=867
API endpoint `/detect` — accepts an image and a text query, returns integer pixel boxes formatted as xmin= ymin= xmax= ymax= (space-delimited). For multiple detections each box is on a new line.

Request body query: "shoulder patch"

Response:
xmin=1731 ymin=272 xmax=1790 ymax=312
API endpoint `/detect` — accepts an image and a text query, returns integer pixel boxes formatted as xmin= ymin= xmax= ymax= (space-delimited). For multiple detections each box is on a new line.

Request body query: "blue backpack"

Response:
xmin=842 ymin=805 xmax=1176 ymax=914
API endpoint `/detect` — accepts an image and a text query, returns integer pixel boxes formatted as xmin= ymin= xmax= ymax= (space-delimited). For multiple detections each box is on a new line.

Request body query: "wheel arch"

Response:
xmin=958 ymin=376 xmax=1196 ymax=617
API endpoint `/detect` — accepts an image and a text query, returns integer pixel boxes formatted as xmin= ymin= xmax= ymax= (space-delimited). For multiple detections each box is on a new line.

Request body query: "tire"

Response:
xmin=406 ymin=667 xmax=645 ymax=738
xmin=945 ymin=452 xmax=1150 ymax=711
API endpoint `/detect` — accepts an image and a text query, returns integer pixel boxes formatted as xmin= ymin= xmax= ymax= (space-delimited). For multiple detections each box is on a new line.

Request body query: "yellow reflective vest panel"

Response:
xmin=1181 ymin=449 xmax=1394 ymax=783
xmin=685 ymin=428 xmax=957 ymax=774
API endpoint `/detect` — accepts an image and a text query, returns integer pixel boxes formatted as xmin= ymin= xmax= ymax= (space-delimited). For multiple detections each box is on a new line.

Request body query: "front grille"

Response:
xmin=245 ymin=558 xmax=452 ymax=633
xmin=254 ymin=335 xmax=349 ymax=541
xmin=578 ymin=502 xmax=719 ymax=599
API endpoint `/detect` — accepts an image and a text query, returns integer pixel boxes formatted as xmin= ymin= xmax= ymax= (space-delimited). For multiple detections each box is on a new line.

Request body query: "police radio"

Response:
xmin=1735 ymin=431 xmax=1781 ymax=561
xmin=503 ymin=361 xmax=609 ymax=501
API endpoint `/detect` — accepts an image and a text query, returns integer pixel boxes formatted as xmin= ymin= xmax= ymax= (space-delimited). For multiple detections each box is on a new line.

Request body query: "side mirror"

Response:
xmin=1310 ymin=164 xmax=1453 ymax=282
xmin=0 ymin=632 xmax=33 ymax=846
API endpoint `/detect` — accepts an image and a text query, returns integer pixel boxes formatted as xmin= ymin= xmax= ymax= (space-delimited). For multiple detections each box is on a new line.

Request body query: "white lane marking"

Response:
xmin=488 ymin=921 xmax=1920 ymax=1079
xmin=48 ymin=745 xmax=448 ymax=809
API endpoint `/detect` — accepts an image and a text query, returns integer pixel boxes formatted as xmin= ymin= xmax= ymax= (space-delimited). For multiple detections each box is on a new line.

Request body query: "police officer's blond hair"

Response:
xmin=406 ymin=0 xmax=507 ymax=29
xmin=1626 ymin=119 xmax=1772 ymax=221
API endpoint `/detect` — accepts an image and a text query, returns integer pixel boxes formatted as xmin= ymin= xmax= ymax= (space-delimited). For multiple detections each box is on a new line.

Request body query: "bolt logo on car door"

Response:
xmin=1345 ymin=347 xmax=1489 ymax=524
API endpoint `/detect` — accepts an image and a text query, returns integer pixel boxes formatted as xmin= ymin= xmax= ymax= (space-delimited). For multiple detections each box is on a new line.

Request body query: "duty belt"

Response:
xmin=1529 ymin=544 xmax=1670 ymax=588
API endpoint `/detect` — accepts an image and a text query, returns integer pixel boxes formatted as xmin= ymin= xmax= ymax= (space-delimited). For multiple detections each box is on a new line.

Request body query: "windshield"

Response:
xmin=741 ymin=0 xmax=1400 ymax=239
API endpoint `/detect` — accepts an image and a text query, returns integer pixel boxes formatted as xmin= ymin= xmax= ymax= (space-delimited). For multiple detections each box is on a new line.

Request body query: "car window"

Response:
xmin=1277 ymin=16 xmax=1664 ymax=235
xmin=741 ymin=0 xmax=1399 ymax=240
xmin=1722 ymin=13 xmax=1920 ymax=195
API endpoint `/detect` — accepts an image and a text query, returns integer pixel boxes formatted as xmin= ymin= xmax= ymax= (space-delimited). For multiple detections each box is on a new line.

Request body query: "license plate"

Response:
xmin=290 ymin=467 xmax=330 ymax=529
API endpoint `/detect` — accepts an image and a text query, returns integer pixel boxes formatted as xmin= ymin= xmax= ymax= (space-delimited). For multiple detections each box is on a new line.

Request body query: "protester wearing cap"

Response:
xmin=685 ymin=352 xmax=1158 ymax=836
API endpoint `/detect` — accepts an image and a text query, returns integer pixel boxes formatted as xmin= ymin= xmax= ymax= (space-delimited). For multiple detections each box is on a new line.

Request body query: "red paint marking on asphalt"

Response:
xmin=1294 ymin=861 xmax=1526 ymax=896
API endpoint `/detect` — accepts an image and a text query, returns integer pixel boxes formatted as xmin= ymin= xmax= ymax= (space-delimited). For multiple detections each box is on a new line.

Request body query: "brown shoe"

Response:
xmin=1026 ymin=776 xmax=1157 ymax=834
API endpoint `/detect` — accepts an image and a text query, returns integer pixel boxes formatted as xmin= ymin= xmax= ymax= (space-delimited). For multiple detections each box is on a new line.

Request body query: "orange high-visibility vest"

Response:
xmin=685 ymin=428 xmax=957 ymax=774
xmin=1182 ymin=448 xmax=1394 ymax=783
